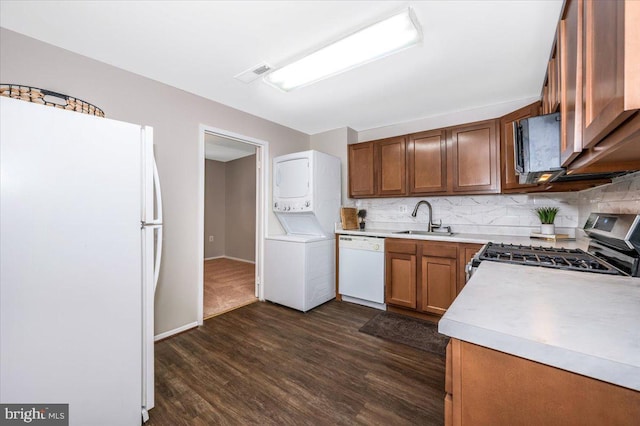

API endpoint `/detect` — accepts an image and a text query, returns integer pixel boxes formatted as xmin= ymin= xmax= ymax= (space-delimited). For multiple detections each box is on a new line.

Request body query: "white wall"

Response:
xmin=358 ymin=97 xmax=539 ymax=142
xmin=0 ymin=28 xmax=310 ymax=335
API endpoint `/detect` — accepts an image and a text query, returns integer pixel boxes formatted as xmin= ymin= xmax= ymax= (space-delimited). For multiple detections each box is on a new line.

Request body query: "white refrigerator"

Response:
xmin=0 ymin=97 xmax=162 ymax=425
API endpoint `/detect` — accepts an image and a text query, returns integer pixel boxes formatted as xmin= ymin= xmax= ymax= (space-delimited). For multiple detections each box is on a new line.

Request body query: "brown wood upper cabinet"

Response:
xmin=349 ymin=119 xmax=500 ymax=198
xmin=407 ymin=129 xmax=447 ymax=195
xmin=348 ymin=142 xmax=375 ymax=197
xmin=375 ymin=136 xmax=407 ymax=196
xmin=448 ymin=119 xmax=500 ymax=194
xmin=559 ymin=0 xmax=584 ymax=166
xmin=500 ymin=102 xmax=541 ymax=192
xmin=582 ymin=0 xmax=640 ymax=149
xmin=549 ymin=0 xmax=640 ymax=171
xmin=542 ymin=38 xmax=560 ymax=115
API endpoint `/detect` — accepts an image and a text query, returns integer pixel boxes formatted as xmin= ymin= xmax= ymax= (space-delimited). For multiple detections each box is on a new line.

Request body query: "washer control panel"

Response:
xmin=274 ymin=200 xmax=312 ymax=212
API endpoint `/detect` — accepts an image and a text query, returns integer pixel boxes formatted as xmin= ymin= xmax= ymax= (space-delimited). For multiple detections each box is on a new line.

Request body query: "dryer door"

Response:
xmin=274 ymin=157 xmax=310 ymax=199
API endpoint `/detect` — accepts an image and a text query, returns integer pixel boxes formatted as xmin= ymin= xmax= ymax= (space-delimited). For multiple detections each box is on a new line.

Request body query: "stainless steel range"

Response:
xmin=468 ymin=213 xmax=640 ymax=279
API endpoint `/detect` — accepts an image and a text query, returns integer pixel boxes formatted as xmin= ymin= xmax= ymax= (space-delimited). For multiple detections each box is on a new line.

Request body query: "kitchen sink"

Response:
xmin=394 ymin=229 xmax=454 ymax=236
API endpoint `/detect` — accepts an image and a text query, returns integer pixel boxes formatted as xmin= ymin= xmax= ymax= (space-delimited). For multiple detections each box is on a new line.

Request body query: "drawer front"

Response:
xmin=386 ymin=239 xmax=417 ymax=255
xmin=421 ymin=242 xmax=457 ymax=258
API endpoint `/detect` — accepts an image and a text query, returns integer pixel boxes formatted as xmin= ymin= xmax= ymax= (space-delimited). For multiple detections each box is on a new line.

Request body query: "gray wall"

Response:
xmin=0 ymin=29 xmax=310 ymax=335
xmin=225 ymin=154 xmax=256 ymax=262
xmin=310 ymin=127 xmax=356 ymax=206
xmin=204 ymin=160 xmax=226 ymax=259
xmin=204 ymin=155 xmax=256 ymax=261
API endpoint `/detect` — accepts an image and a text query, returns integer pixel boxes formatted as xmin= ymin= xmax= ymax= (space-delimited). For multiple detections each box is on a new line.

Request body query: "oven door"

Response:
xmin=588 ymin=240 xmax=635 ymax=276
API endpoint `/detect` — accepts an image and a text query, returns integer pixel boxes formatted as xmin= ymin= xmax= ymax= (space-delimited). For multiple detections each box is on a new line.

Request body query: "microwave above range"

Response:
xmin=513 ymin=112 xmax=630 ymax=184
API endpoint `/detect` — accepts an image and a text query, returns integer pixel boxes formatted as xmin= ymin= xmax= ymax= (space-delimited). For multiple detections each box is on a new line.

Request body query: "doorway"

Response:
xmin=197 ymin=126 xmax=268 ymax=323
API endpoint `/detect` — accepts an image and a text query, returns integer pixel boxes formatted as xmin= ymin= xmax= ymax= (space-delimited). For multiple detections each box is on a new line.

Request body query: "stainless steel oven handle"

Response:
xmin=465 ymin=262 xmax=474 ymax=283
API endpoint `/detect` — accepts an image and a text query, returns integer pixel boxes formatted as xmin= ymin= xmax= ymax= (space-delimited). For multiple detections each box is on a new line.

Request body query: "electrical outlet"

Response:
xmin=399 ymin=205 xmax=407 ymax=213
xmin=209 ymin=236 xmax=214 ymax=242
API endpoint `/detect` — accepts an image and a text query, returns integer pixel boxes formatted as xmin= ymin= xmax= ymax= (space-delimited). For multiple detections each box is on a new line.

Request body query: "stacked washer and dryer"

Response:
xmin=264 ymin=150 xmax=341 ymax=312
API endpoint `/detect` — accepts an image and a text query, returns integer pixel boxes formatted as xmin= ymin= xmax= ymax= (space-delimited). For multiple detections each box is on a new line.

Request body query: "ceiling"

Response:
xmin=205 ymin=133 xmax=256 ymax=162
xmin=0 ymin=1 xmax=563 ymax=135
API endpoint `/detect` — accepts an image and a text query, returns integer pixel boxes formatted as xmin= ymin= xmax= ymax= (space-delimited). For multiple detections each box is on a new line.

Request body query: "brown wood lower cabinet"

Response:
xmin=445 ymin=338 xmax=640 ymax=426
xmin=418 ymin=241 xmax=457 ymax=316
xmin=386 ymin=239 xmax=481 ymax=319
xmin=385 ymin=239 xmax=417 ymax=309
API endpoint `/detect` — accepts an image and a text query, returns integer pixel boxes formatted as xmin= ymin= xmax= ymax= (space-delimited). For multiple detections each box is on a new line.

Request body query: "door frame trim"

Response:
xmin=197 ymin=125 xmax=269 ymax=325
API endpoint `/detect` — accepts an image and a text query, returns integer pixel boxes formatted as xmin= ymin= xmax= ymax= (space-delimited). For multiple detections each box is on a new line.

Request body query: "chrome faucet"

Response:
xmin=411 ymin=200 xmax=440 ymax=232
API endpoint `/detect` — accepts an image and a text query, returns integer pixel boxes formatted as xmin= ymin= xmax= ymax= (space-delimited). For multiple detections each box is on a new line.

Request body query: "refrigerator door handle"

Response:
xmin=153 ymin=158 xmax=163 ymax=224
xmin=154 ymin=225 xmax=162 ymax=292
xmin=141 ymin=127 xmax=162 ymax=226
xmin=142 ymin=127 xmax=153 ymax=224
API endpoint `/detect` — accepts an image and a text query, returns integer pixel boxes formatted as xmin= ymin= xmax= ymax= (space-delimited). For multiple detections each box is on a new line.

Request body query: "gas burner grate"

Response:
xmin=478 ymin=242 xmax=621 ymax=275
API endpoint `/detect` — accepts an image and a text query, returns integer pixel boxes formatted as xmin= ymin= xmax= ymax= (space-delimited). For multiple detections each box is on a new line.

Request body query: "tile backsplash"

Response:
xmin=351 ymin=172 xmax=640 ymax=237
xmin=349 ymin=172 xmax=640 ymax=236
xmin=354 ymin=193 xmax=580 ymax=237
xmin=577 ymin=171 xmax=640 ymax=225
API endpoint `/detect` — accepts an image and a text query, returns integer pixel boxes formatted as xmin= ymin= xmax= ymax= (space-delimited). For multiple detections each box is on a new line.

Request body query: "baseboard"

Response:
xmin=386 ymin=306 xmax=440 ymax=324
xmin=223 ymin=256 xmax=255 ymax=264
xmin=154 ymin=321 xmax=198 ymax=342
xmin=203 ymin=255 xmax=255 ymax=264
xmin=341 ymin=295 xmax=386 ymax=311
xmin=204 ymin=256 xmax=224 ymax=261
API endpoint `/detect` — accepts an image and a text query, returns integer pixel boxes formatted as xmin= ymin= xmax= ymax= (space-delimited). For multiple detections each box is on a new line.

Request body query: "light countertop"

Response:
xmin=438 ymin=261 xmax=640 ymax=391
xmin=336 ymin=228 xmax=589 ymax=250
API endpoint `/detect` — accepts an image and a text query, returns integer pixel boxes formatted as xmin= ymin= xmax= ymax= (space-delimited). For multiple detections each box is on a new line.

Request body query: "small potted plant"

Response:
xmin=535 ymin=207 xmax=559 ymax=235
xmin=357 ymin=209 xmax=367 ymax=230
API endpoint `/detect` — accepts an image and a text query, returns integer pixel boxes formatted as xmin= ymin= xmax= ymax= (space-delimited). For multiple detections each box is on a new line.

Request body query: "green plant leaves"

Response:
xmin=535 ymin=207 xmax=559 ymax=224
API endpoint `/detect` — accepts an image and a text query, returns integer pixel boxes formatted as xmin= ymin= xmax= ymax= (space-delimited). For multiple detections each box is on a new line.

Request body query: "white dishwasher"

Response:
xmin=338 ymin=235 xmax=385 ymax=310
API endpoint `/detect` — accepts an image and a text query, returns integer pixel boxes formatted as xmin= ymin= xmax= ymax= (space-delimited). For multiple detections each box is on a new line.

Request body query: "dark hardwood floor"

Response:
xmin=149 ymin=301 xmax=445 ymax=425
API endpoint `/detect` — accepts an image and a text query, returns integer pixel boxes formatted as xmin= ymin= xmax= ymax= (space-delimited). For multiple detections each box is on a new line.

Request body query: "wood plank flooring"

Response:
xmin=204 ymin=258 xmax=257 ymax=318
xmin=148 ymin=301 xmax=445 ymax=425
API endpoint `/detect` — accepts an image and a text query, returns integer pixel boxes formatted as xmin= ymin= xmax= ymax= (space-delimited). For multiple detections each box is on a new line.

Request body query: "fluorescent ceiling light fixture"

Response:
xmin=264 ymin=8 xmax=422 ymax=91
